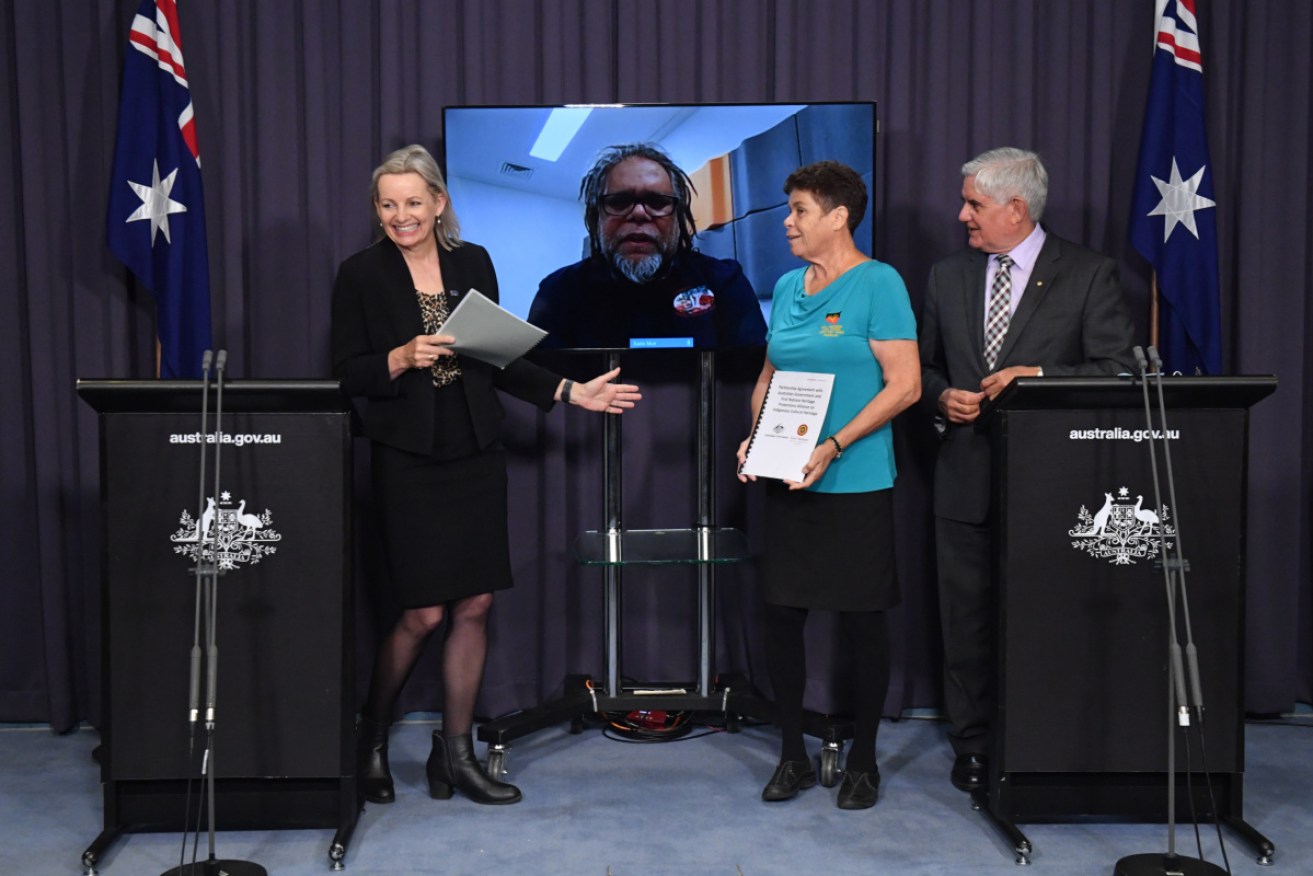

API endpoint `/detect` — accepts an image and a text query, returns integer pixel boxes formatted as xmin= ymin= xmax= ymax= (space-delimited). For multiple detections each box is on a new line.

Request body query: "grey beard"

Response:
xmin=610 ymin=251 xmax=666 ymax=284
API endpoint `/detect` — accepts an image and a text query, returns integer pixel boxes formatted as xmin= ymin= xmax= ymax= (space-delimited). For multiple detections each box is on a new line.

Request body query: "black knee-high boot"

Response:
xmin=357 ymin=716 xmax=395 ymax=804
xmin=426 ymin=732 xmax=521 ymax=805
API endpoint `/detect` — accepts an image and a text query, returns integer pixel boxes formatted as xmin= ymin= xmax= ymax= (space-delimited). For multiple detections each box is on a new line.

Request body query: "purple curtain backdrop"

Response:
xmin=1 ymin=0 xmax=1308 ymax=732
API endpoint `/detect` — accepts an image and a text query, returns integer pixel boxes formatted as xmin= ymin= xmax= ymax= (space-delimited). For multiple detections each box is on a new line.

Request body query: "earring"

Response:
xmin=437 ymin=216 xmax=443 ymax=225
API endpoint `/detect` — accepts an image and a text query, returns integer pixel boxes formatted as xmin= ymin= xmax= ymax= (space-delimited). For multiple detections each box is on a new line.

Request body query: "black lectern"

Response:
xmin=76 ymin=380 xmax=359 ymax=872
xmin=972 ymin=375 xmax=1276 ymax=865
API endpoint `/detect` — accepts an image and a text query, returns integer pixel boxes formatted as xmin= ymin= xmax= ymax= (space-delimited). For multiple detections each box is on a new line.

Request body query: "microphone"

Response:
xmin=204 ymin=348 xmax=227 ymax=727
xmin=1146 ymin=344 xmax=1206 ymax=725
xmin=188 ymin=350 xmax=214 ymax=726
xmin=205 ymin=637 xmax=219 ymax=725
xmin=1170 ymin=642 xmax=1190 ymax=727
xmin=1133 ymin=344 xmax=1190 ymax=728
xmin=188 ymin=643 xmax=203 ymax=725
xmin=176 ymin=346 xmax=265 ymax=876
xmin=1186 ymin=642 xmax=1205 ymax=726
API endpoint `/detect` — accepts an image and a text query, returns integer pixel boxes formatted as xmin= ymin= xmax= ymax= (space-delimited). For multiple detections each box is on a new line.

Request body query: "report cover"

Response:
xmin=740 ymin=370 xmax=835 ymax=482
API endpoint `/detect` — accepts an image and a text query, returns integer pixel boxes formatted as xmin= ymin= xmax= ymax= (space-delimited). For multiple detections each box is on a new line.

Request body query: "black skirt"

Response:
xmin=371 ymin=442 xmax=513 ymax=608
xmin=762 ymin=484 xmax=900 ymax=612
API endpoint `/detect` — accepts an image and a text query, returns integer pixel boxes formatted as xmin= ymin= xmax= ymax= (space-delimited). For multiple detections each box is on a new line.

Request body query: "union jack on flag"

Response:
xmin=1129 ymin=0 xmax=1221 ymax=375
xmin=106 ymin=0 xmax=212 ymax=378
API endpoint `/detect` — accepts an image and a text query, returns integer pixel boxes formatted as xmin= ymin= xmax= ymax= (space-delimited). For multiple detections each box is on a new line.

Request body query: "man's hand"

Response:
xmin=939 ymin=387 xmax=987 ymax=424
xmin=980 ymin=365 xmax=1042 ymax=400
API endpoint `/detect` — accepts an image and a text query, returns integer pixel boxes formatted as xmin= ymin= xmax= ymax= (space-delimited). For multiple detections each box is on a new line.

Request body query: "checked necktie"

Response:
xmin=983 ymin=253 xmax=1013 ymax=371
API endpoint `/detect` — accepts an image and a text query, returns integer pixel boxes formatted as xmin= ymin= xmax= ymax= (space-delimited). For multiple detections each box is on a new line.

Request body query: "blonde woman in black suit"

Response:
xmin=331 ymin=144 xmax=640 ymax=806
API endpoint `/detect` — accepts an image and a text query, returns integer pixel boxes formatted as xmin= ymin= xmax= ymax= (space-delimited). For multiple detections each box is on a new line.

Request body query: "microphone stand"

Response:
xmin=163 ymin=350 xmax=267 ymax=876
xmin=176 ymin=350 xmax=212 ymax=872
xmin=1115 ymin=347 xmax=1225 ymax=876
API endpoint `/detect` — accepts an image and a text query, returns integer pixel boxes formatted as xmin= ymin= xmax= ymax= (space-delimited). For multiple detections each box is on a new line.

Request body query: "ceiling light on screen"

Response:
xmin=529 ymin=107 xmax=593 ymax=161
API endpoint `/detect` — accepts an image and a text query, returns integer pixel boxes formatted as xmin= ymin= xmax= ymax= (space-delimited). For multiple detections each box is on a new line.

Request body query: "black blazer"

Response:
xmin=919 ymin=231 xmax=1136 ymax=524
xmin=330 ymin=237 xmax=560 ymax=455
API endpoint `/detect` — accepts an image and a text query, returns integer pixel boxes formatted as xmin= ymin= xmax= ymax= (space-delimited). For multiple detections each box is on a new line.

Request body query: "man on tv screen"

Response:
xmin=528 ymin=143 xmax=767 ymax=350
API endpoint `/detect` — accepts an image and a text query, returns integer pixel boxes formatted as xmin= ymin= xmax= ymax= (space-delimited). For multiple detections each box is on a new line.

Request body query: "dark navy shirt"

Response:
xmin=528 ymin=251 xmax=767 ymax=350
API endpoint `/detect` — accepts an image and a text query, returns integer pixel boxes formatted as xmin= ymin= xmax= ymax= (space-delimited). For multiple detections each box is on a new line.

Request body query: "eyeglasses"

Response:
xmin=599 ymin=192 xmax=679 ymax=217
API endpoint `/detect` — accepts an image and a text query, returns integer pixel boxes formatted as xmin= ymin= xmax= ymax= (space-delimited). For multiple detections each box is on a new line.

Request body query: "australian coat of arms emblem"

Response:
xmin=1069 ymin=486 xmax=1175 ymax=565
xmin=171 ymin=491 xmax=282 ymax=569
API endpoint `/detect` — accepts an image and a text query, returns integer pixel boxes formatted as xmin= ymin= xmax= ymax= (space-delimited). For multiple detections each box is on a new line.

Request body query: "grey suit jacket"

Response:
xmin=919 ymin=231 xmax=1136 ymax=524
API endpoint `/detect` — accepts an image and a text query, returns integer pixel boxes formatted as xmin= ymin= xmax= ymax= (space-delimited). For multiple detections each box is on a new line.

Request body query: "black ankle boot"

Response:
xmin=426 ymin=732 xmax=521 ymax=805
xmin=357 ymin=717 xmax=395 ymax=804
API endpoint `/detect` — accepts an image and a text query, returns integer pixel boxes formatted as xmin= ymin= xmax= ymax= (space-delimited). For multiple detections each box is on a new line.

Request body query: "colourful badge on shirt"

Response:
xmin=672 ymin=286 xmax=715 ymax=316
xmin=820 ymin=311 xmax=844 ymax=337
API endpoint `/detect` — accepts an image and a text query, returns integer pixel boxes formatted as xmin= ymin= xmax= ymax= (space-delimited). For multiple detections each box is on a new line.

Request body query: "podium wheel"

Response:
xmin=486 ymin=748 xmax=507 ymax=780
xmin=818 ymin=746 xmax=841 ymax=788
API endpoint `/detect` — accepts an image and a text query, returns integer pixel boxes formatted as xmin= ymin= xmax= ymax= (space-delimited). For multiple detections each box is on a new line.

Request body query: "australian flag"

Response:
xmin=1129 ymin=0 xmax=1221 ymax=375
xmin=106 ymin=0 xmax=212 ymax=379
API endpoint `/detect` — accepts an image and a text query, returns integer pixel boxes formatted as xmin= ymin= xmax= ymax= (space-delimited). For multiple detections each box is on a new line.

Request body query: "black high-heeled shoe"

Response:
xmin=357 ymin=717 xmax=395 ymax=804
xmin=426 ymin=732 xmax=522 ymax=805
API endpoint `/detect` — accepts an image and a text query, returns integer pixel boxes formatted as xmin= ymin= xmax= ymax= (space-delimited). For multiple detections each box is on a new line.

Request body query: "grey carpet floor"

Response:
xmin=2 ymin=715 xmax=1308 ymax=875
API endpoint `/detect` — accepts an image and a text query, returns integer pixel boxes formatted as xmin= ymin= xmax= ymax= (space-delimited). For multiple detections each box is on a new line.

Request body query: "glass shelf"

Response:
xmin=573 ymin=527 xmax=750 ymax=566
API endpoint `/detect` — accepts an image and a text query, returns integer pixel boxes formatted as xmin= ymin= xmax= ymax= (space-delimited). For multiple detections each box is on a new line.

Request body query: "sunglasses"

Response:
xmin=599 ymin=192 xmax=679 ymax=217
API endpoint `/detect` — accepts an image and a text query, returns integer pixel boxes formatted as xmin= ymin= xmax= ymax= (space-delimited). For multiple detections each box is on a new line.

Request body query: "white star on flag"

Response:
xmin=1147 ymin=157 xmax=1216 ymax=243
xmin=125 ymin=159 xmax=188 ymax=246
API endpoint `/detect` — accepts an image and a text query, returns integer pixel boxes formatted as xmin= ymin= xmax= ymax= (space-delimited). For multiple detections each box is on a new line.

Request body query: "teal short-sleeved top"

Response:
xmin=765 ymin=259 xmax=917 ymax=493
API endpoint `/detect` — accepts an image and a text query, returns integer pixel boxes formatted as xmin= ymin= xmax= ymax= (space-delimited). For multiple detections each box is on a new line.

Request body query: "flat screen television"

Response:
xmin=442 ymin=102 xmax=877 ymax=350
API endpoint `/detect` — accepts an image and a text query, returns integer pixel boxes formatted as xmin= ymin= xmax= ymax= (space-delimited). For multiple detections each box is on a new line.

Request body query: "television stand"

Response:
xmin=477 ymin=352 xmax=852 ymax=785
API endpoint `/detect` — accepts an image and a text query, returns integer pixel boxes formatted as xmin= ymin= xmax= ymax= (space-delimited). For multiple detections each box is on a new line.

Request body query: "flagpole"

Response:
xmin=1149 ymin=271 xmax=1160 ymax=349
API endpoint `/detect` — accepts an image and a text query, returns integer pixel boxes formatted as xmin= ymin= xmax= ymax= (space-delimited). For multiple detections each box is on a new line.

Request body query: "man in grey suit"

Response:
xmin=919 ymin=147 xmax=1136 ymax=793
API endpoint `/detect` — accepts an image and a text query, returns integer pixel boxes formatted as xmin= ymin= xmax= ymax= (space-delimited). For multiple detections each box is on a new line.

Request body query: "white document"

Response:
xmin=438 ymin=288 xmax=548 ymax=368
xmin=740 ymin=370 xmax=836 ymax=482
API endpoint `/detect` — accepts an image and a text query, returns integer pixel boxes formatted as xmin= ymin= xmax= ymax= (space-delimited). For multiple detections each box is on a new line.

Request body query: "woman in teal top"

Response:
xmin=737 ymin=161 xmax=920 ymax=810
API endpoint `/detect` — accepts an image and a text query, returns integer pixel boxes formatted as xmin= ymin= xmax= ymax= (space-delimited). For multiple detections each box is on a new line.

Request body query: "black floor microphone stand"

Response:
xmin=1114 ymin=347 xmax=1225 ymax=876
xmin=163 ymin=350 xmax=267 ymax=876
